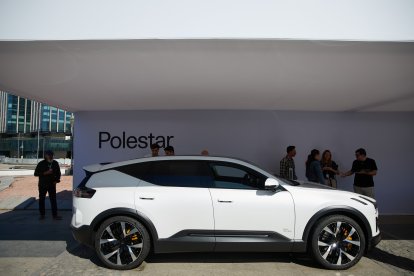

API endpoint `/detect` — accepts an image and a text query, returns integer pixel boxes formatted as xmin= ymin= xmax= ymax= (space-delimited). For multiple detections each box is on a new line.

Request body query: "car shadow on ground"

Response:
xmin=367 ymin=247 xmax=414 ymax=272
xmin=146 ymin=251 xmax=322 ymax=270
xmin=365 ymin=224 xmax=414 ymax=272
xmin=66 ymin=241 xmax=414 ymax=273
xmin=1 ymin=208 xmax=413 ymax=273
xmin=65 ymin=224 xmax=414 ymax=273
xmin=66 ymin=243 xmax=322 ymax=270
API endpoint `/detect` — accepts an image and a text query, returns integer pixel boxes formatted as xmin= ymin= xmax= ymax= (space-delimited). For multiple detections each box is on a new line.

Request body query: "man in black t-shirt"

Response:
xmin=342 ymin=148 xmax=378 ymax=198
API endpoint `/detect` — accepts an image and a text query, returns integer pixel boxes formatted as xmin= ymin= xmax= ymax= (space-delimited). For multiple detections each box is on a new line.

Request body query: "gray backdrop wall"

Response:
xmin=74 ymin=110 xmax=414 ymax=214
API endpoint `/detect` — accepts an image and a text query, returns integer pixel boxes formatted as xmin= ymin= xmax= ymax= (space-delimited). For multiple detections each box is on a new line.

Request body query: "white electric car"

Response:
xmin=71 ymin=156 xmax=381 ymax=270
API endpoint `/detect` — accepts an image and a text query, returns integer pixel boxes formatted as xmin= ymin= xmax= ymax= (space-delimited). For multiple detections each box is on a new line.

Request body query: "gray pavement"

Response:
xmin=0 ymin=183 xmax=72 ymax=211
xmin=0 ymin=196 xmax=36 ymax=210
xmin=0 ymin=176 xmax=13 ymax=191
xmin=0 ymin=210 xmax=413 ymax=275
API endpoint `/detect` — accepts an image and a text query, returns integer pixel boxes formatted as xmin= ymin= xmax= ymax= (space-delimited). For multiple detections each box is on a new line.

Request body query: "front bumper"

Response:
xmin=71 ymin=224 xmax=94 ymax=248
xmin=368 ymin=232 xmax=382 ymax=251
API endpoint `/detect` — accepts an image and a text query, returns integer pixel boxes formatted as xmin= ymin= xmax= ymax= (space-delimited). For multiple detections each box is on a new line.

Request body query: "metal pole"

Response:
xmin=36 ymin=103 xmax=41 ymax=163
xmin=70 ymin=114 xmax=74 ymax=173
xmin=17 ymin=133 xmax=19 ymax=159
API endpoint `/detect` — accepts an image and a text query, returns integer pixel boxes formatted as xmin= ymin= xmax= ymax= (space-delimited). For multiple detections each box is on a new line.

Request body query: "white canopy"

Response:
xmin=0 ymin=0 xmax=413 ymax=112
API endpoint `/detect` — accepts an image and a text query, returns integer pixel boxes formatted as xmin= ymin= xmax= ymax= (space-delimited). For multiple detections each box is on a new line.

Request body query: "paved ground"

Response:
xmin=0 ymin=176 xmax=413 ymax=275
xmin=0 ymin=176 xmax=72 ymax=210
xmin=0 ymin=176 xmax=14 ymax=191
xmin=0 ymin=209 xmax=413 ymax=276
xmin=0 ymin=164 xmax=37 ymax=170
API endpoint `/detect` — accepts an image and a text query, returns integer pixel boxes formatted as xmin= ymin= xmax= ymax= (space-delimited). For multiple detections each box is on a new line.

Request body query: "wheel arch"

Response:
xmin=90 ymin=208 xmax=159 ymax=249
xmin=302 ymin=206 xmax=372 ymax=251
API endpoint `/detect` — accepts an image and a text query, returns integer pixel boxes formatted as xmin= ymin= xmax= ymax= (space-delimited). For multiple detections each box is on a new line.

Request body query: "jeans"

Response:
xmin=38 ymin=182 xmax=58 ymax=216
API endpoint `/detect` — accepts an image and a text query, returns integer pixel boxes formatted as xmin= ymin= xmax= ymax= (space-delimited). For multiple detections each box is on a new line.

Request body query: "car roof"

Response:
xmin=83 ymin=155 xmax=273 ymax=177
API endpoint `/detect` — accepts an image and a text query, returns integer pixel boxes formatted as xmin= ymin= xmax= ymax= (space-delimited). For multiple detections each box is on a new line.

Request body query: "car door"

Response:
xmin=208 ymin=161 xmax=295 ymax=252
xmin=134 ymin=160 xmax=215 ymax=252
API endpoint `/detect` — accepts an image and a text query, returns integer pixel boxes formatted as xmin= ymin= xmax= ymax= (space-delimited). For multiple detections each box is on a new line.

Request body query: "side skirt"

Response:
xmin=154 ymin=230 xmax=307 ymax=254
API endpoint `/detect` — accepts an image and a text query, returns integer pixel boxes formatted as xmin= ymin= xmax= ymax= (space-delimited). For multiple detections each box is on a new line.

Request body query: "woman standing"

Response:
xmin=321 ymin=150 xmax=339 ymax=188
xmin=305 ymin=149 xmax=325 ymax=184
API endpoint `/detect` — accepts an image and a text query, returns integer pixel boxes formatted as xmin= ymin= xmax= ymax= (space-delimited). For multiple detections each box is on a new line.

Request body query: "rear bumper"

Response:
xmin=368 ymin=232 xmax=381 ymax=250
xmin=71 ymin=224 xmax=94 ymax=248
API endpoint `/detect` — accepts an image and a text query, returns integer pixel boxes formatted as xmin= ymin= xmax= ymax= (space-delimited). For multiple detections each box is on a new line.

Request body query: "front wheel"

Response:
xmin=310 ymin=215 xmax=366 ymax=270
xmin=94 ymin=216 xmax=151 ymax=270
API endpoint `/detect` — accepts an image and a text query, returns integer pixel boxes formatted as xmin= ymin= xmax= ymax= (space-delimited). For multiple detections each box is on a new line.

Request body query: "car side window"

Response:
xmin=209 ymin=162 xmax=265 ymax=190
xmin=116 ymin=162 xmax=151 ymax=179
xmin=142 ymin=160 xmax=214 ymax=188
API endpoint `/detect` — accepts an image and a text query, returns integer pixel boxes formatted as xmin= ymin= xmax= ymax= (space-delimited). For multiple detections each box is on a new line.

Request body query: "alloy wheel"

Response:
xmin=99 ymin=221 xmax=144 ymax=266
xmin=317 ymin=221 xmax=361 ymax=266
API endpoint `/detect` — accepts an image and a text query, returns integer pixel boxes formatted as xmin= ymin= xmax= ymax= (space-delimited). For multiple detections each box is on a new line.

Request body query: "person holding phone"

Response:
xmin=34 ymin=150 xmax=62 ymax=220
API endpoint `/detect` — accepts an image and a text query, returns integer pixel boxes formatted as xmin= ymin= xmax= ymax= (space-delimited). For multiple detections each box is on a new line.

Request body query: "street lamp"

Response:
xmin=36 ymin=104 xmax=41 ymax=163
xmin=70 ymin=114 xmax=74 ymax=174
xmin=20 ymin=143 xmax=24 ymax=159
xmin=17 ymin=133 xmax=20 ymax=159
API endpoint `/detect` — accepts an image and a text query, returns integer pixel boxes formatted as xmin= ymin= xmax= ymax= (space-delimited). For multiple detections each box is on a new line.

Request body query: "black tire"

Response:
xmin=94 ymin=216 xmax=151 ymax=270
xmin=310 ymin=215 xmax=366 ymax=270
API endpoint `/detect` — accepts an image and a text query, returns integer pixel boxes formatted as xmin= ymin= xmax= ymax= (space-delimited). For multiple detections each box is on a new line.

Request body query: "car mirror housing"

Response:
xmin=265 ymin=178 xmax=280 ymax=190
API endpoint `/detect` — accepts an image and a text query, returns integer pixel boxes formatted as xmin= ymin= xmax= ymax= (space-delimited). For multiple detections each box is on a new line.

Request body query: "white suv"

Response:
xmin=71 ymin=156 xmax=381 ymax=270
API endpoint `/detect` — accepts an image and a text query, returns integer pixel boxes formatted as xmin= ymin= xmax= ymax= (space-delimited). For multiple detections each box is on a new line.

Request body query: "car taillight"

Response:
xmin=73 ymin=187 xmax=96 ymax=198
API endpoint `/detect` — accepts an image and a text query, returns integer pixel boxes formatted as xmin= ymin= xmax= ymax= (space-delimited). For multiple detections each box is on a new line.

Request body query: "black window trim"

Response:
xmin=95 ymin=159 xmax=271 ymax=191
xmin=129 ymin=160 xmax=215 ymax=189
xmin=207 ymin=161 xmax=267 ymax=190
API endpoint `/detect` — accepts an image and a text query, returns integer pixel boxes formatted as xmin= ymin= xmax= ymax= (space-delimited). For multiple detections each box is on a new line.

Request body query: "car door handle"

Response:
xmin=139 ymin=197 xmax=155 ymax=200
xmin=218 ymin=199 xmax=233 ymax=203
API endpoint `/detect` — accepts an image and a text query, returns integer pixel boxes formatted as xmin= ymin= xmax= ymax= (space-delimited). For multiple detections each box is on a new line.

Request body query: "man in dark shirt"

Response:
xmin=342 ymin=148 xmax=378 ymax=198
xmin=280 ymin=146 xmax=297 ymax=180
xmin=34 ymin=150 xmax=62 ymax=220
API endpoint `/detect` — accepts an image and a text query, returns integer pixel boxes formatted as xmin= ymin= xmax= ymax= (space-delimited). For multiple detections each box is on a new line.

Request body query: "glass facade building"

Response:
xmin=0 ymin=91 xmax=73 ymax=134
xmin=0 ymin=91 xmax=73 ymax=158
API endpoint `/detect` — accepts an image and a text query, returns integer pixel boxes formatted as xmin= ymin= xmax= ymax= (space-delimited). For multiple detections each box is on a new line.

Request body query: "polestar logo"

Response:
xmin=98 ymin=131 xmax=174 ymax=149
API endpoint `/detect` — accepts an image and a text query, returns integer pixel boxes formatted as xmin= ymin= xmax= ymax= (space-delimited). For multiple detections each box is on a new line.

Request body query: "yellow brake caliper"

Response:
xmin=126 ymin=228 xmax=138 ymax=241
xmin=344 ymin=229 xmax=353 ymax=250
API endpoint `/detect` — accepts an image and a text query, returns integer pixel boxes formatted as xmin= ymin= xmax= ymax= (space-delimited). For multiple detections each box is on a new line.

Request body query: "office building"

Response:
xmin=0 ymin=91 xmax=73 ymax=158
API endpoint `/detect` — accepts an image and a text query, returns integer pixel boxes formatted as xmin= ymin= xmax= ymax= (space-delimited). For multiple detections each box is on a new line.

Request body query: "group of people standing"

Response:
xmin=280 ymin=146 xmax=378 ymax=198
xmin=147 ymin=143 xmax=210 ymax=157
xmin=148 ymin=143 xmax=175 ymax=156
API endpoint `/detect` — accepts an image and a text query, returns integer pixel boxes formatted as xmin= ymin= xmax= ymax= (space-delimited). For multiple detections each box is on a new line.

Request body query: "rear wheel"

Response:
xmin=310 ymin=215 xmax=366 ymax=270
xmin=94 ymin=216 xmax=150 ymax=270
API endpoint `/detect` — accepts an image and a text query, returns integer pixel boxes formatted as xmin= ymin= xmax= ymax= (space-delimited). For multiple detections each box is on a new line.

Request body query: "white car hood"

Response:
xmin=293 ymin=180 xmax=334 ymax=190
xmin=283 ymin=179 xmax=377 ymax=204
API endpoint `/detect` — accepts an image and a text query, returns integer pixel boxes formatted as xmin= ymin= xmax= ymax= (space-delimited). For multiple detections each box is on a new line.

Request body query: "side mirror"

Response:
xmin=265 ymin=178 xmax=280 ymax=190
